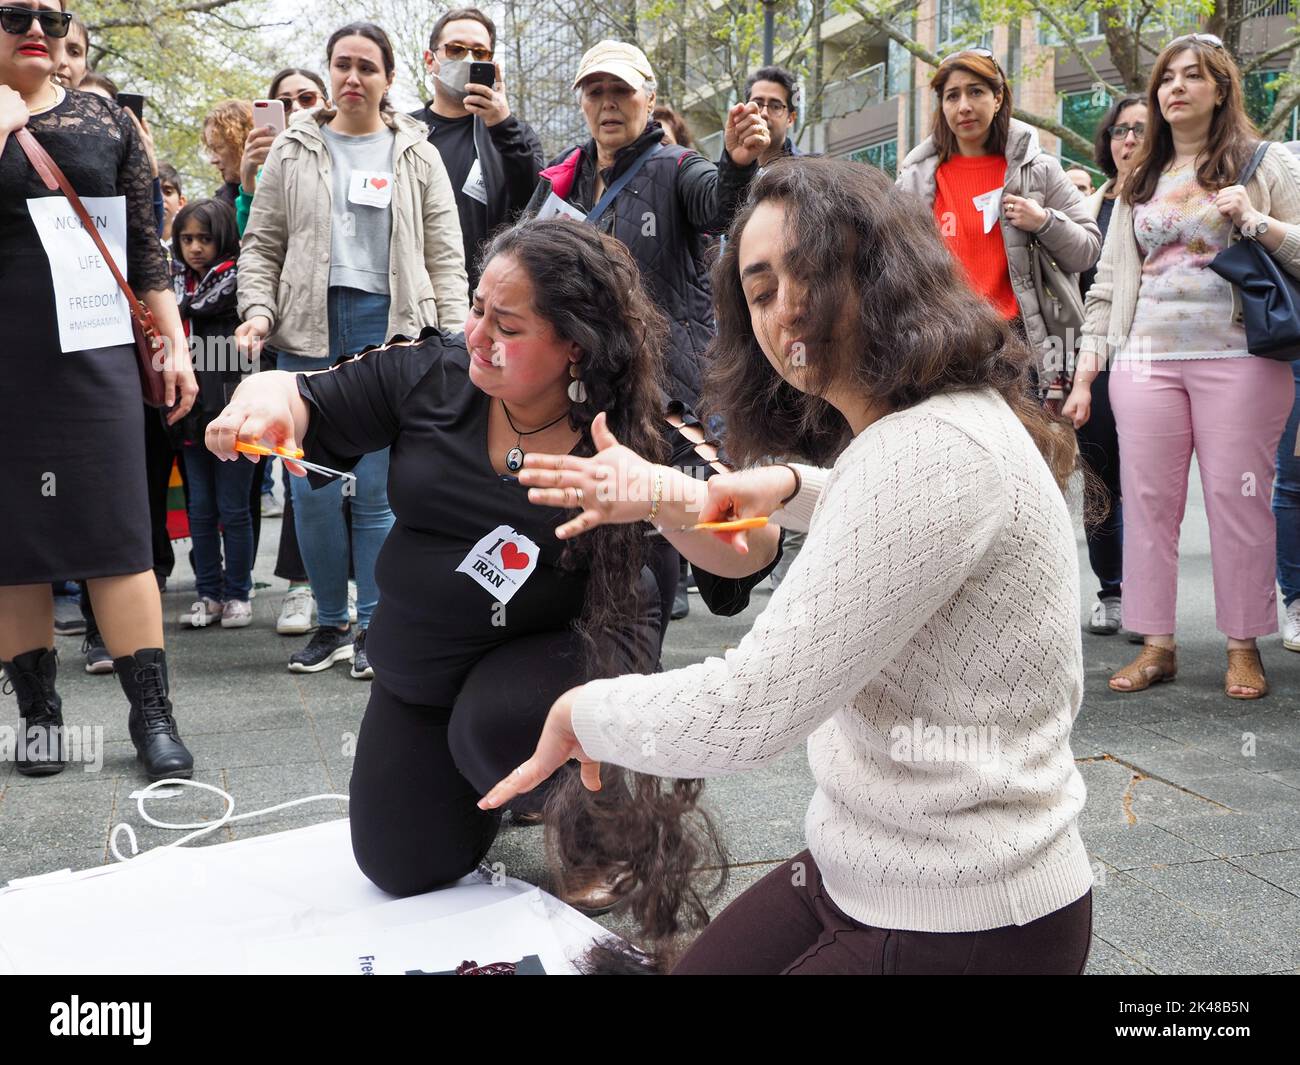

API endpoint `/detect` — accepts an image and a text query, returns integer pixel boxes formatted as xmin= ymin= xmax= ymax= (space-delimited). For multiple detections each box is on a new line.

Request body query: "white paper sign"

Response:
xmin=535 ymin=190 xmax=586 ymax=222
xmin=972 ymin=186 xmax=1004 ymax=234
xmin=27 ymin=195 xmax=133 ymax=353
xmin=455 ymin=524 xmax=540 ymax=604
xmin=462 ymin=157 xmax=488 ymax=205
xmin=347 ymin=170 xmax=393 ymax=208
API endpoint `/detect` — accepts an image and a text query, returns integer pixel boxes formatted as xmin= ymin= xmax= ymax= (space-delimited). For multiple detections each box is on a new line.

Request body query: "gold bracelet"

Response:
xmin=646 ymin=467 xmax=664 ymax=525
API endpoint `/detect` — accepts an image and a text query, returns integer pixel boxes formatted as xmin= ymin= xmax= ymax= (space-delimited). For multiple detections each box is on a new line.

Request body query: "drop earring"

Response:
xmin=567 ymin=361 xmax=587 ymax=404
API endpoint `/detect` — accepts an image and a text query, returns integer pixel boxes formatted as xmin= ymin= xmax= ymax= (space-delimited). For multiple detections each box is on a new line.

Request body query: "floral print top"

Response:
xmin=1118 ymin=166 xmax=1248 ymax=361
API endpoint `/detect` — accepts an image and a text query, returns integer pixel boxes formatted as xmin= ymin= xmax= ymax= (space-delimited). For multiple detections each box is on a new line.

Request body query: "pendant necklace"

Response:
xmin=500 ymin=399 xmax=568 ymax=473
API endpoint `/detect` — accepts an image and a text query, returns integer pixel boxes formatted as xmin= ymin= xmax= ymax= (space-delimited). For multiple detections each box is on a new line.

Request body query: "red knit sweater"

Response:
xmin=933 ymin=154 xmax=1018 ymax=320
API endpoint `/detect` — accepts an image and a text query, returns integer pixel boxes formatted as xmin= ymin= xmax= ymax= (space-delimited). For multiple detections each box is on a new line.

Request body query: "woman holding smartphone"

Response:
xmin=237 ymin=21 xmax=467 ymax=678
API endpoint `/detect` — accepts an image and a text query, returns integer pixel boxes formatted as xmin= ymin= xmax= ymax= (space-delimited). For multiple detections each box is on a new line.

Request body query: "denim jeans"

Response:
xmin=181 ymin=442 xmax=257 ymax=601
xmin=278 ymin=287 xmax=394 ymax=628
xmin=1274 ymin=361 xmax=1300 ymax=607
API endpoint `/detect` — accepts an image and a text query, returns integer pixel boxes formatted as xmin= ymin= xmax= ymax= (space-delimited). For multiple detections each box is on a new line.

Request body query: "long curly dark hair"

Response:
xmin=480 ymin=219 xmax=728 ymax=941
xmin=707 ymin=157 xmax=1079 ymax=493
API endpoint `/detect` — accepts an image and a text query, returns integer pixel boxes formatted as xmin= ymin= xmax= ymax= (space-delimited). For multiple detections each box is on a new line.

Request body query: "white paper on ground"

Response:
xmin=0 ymin=819 xmax=612 ymax=975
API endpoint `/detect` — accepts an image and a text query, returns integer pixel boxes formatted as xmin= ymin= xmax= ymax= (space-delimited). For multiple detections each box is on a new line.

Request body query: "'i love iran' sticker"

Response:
xmin=455 ymin=525 xmax=540 ymax=604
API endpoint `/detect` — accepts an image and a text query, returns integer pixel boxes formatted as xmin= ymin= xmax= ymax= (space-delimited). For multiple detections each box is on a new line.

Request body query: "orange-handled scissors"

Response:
xmin=233 ymin=440 xmax=356 ymax=481
xmin=691 ymin=516 xmax=770 ymax=532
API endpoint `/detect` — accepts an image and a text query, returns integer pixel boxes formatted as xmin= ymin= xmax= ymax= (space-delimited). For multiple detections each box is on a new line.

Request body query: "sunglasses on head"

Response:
xmin=440 ymin=42 xmax=493 ymax=62
xmin=276 ymin=89 xmax=322 ymax=111
xmin=1169 ymin=32 xmax=1224 ymax=49
xmin=0 ymin=5 xmax=73 ymax=38
xmin=942 ymin=46 xmax=996 ymax=64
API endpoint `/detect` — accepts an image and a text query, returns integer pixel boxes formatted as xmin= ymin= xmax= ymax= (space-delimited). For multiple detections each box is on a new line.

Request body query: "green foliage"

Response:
xmin=78 ymin=1 xmax=279 ymax=197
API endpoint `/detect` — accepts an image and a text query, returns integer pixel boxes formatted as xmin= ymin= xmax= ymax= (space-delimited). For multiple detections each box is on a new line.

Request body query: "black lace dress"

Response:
xmin=0 ymin=89 xmax=170 ymax=583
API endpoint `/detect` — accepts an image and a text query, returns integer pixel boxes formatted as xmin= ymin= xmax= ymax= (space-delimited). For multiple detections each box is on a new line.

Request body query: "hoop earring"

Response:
xmin=567 ymin=361 xmax=587 ymax=404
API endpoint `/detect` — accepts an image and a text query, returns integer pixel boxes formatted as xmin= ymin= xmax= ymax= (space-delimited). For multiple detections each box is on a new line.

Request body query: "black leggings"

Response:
xmin=673 ymin=850 xmax=1093 ymax=975
xmin=1076 ymin=371 xmax=1123 ymax=600
xmin=349 ymin=586 xmax=660 ymax=897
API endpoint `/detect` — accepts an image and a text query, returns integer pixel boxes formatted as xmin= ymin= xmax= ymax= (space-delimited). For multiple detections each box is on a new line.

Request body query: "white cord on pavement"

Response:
xmin=109 ymin=779 xmax=350 ymax=864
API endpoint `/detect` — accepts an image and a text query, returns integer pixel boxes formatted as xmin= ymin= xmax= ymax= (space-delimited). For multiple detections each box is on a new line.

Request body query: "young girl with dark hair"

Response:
xmin=172 ymin=198 xmax=254 ymax=629
xmin=484 ymin=158 xmax=1096 ymax=974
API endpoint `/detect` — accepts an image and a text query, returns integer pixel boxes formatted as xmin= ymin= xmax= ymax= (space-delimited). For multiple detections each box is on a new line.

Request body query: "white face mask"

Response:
xmin=436 ymin=58 xmax=471 ymax=103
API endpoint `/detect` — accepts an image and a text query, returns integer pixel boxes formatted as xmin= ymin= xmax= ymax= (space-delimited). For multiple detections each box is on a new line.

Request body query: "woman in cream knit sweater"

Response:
xmin=480 ymin=157 xmax=1095 ymax=975
xmin=1065 ymin=36 xmax=1300 ymax=701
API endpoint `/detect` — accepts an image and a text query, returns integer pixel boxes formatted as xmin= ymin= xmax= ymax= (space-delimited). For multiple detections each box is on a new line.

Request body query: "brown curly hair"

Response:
xmin=201 ymin=100 xmax=253 ymax=161
xmin=707 ymin=156 xmax=1080 ymax=493
xmin=480 ymin=219 xmax=728 ymax=942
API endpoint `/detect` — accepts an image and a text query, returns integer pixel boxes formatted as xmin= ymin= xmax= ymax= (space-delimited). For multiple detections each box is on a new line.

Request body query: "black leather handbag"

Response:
xmin=1207 ymin=141 xmax=1300 ymax=362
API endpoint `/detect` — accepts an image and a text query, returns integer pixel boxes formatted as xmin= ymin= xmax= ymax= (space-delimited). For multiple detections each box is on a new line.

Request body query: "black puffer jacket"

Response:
xmin=175 ymin=257 xmax=245 ymax=439
xmin=524 ymin=123 xmax=757 ymax=408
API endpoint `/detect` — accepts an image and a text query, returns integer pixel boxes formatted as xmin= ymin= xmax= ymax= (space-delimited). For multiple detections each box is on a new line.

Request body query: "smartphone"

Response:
xmin=116 ymin=92 xmax=145 ymax=121
xmin=468 ymin=61 xmax=496 ymax=87
xmin=252 ymin=98 xmax=286 ymax=135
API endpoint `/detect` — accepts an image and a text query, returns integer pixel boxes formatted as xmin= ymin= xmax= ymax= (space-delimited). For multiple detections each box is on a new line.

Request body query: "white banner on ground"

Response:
xmin=0 ymin=819 xmax=610 ymax=975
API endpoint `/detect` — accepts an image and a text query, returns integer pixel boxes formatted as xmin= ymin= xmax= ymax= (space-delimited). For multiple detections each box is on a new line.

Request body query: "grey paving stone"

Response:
xmin=1121 ymin=859 xmax=1300 ymax=929
xmin=1169 ymin=770 xmax=1300 ymax=814
xmin=1230 ymin=850 xmax=1300 ymax=895
xmin=1084 ymin=935 xmax=1158 ymax=975
xmin=1155 ymin=812 xmax=1300 ymax=858
xmin=1080 ymin=820 xmax=1217 ymax=871
xmin=1090 ymin=868 xmax=1295 ymax=975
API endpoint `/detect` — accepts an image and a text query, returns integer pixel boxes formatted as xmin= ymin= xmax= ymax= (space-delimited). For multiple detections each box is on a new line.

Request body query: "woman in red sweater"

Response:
xmin=896 ymin=50 xmax=1100 ymax=398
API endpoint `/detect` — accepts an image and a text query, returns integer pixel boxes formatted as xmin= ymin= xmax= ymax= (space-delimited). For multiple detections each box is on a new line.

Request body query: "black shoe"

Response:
xmin=349 ymin=627 xmax=374 ymax=680
xmin=1 ymin=647 xmax=66 ymax=776
xmin=289 ymin=626 xmax=354 ymax=674
xmin=115 ymin=648 xmax=194 ymax=781
xmin=671 ymin=584 xmax=690 ymax=620
xmin=81 ymin=623 xmax=114 ymax=675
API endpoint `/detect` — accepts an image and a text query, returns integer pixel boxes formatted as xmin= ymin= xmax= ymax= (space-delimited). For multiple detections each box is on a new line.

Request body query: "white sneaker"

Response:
xmin=1088 ymin=596 xmax=1122 ymax=635
xmin=221 ymin=599 xmax=253 ymax=628
xmin=347 ymin=580 xmax=358 ymax=625
xmin=277 ymin=586 xmax=315 ymax=635
xmin=179 ymin=597 xmax=223 ymax=628
xmin=1283 ymin=600 xmax=1300 ymax=652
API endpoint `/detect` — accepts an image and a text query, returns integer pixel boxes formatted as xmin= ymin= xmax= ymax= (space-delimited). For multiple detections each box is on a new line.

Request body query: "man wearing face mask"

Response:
xmin=410 ymin=7 xmax=543 ymax=298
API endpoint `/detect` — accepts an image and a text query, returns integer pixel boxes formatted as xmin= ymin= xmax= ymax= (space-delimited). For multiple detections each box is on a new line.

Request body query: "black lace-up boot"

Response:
xmin=1 ymin=647 xmax=66 ymax=776
xmin=114 ymin=648 xmax=194 ymax=780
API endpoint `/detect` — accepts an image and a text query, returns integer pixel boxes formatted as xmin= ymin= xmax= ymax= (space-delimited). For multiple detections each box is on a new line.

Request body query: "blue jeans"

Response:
xmin=1274 ymin=361 xmax=1300 ymax=606
xmin=182 ymin=442 xmax=257 ymax=601
xmin=279 ymin=287 xmax=394 ymax=628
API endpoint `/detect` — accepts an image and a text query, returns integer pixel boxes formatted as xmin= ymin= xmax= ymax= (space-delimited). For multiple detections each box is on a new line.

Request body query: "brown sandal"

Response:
xmin=1225 ymin=648 xmax=1268 ymax=700
xmin=1108 ymin=645 xmax=1177 ymax=693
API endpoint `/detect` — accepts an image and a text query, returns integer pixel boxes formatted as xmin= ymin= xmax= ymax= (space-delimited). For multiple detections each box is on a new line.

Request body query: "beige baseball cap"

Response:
xmin=572 ymin=40 xmax=655 ymax=92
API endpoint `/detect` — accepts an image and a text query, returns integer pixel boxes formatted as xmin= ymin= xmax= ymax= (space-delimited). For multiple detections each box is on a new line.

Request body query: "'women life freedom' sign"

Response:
xmin=27 ymin=195 xmax=133 ymax=353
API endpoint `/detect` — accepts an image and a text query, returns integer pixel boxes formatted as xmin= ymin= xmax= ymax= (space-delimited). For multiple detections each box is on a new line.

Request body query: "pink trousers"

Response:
xmin=1109 ymin=356 xmax=1293 ymax=639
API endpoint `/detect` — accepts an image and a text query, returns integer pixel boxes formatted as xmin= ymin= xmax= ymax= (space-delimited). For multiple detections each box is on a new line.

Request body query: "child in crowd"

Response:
xmin=171 ymin=199 xmax=255 ymax=629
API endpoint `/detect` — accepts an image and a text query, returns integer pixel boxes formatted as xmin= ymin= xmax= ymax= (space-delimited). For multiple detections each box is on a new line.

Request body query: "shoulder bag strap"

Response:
xmin=585 ymin=142 xmax=666 ymax=223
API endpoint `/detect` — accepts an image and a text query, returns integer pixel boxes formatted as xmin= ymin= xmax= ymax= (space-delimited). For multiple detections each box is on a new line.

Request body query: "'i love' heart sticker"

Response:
xmin=499 ymin=542 xmax=529 ymax=570
xmin=370 ymin=177 xmax=388 ymax=190
xmin=456 ymin=525 xmax=540 ymax=603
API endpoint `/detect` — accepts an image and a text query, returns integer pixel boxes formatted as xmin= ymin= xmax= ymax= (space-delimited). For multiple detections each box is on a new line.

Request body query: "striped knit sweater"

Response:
xmin=570 ymin=387 xmax=1093 ymax=933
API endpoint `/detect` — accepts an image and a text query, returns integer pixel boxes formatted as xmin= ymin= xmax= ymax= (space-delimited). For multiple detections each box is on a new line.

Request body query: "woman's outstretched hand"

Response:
xmin=204 ymin=373 xmax=307 ymax=476
xmin=477 ymin=687 xmax=602 ymax=810
xmin=518 ymin=411 xmax=657 ymax=538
